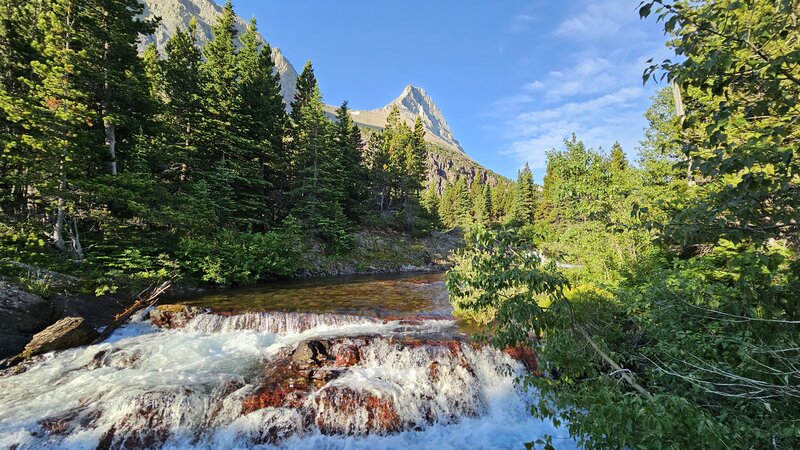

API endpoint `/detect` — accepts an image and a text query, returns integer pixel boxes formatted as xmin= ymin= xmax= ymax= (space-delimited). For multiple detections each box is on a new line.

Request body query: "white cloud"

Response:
xmin=510 ymin=13 xmax=537 ymax=32
xmin=554 ymin=0 xmax=641 ymax=40
xmin=488 ymin=0 xmax=671 ymax=175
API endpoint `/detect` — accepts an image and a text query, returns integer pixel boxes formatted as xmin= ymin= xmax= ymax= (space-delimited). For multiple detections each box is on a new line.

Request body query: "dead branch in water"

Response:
xmin=91 ymin=280 xmax=172 ymax=345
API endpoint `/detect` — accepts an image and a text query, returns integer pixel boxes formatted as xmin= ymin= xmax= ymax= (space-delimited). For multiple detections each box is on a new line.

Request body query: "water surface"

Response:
xmin=182 ymin=272 xmax=453 ymax=319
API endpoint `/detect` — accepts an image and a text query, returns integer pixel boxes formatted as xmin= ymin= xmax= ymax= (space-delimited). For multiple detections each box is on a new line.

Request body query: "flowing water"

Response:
xmin=0 ymin=273 xmax=577 ymax=449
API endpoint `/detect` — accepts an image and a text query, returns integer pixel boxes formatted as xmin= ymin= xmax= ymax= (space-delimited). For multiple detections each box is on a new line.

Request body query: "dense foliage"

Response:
xmin=448 ymin=1 xmax=799 ymax=448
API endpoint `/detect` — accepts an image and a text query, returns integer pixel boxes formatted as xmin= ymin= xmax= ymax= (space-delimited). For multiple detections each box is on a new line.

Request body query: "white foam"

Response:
xmin=0 ymin=314 xmax=577 ymax=449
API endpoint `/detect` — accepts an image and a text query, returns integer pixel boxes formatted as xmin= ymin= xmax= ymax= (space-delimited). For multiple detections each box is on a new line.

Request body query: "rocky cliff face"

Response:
xmin=139 ymin=0 xmax=298 ymax=105
xmin=427 ymin=148 xmax=500 ymax=195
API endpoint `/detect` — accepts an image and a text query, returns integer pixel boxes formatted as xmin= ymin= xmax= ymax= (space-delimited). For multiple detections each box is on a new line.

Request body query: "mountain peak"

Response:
xmin=383 ymin=85 xmax=463 ymax=153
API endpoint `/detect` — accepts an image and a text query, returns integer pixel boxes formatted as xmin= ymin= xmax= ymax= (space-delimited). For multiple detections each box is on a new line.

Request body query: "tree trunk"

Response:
xmin=671 ymin=82 xmax=694 ymax=186
xmin=53 ymin=159 xmax=67 ymax=252
xmin=70 ymin=215 xmax=84 ymax=261
xmin=53 ymin=2 xmax=73 ymax=253
xmin=104 ymin=114 xmax=117 ymax=175
xmin=102 ymin=12 xmax=116 ymax=175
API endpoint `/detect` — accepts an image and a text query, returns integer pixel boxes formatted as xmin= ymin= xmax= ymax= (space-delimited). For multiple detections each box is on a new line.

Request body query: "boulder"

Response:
xmin=22 ymin=317 xmax=98 ymax=358
xmin=0 ymin=281 xmax=56 ymax=359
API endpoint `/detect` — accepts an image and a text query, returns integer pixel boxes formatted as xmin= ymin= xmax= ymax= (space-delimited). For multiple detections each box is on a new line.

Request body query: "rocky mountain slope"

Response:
xmin=139 ymin=0 xmax=502 ymax=191
xmin=324 ymin=85 xmax=465 ymax=155
xmin=139 ymin=0 xmax=298 ymax=105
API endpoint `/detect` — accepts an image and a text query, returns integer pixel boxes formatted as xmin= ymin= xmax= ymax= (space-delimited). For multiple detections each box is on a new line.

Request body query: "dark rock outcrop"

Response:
xmin=0 ymin=281 xmax=57 ymax=359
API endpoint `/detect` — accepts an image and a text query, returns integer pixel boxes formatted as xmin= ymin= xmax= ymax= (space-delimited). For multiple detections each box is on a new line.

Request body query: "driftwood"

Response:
xmin=91 ymin=280 xmax=172 ymax=345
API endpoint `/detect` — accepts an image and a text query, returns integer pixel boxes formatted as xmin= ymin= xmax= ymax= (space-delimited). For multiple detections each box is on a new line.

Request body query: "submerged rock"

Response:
xmin=315 ymin=385 xmax=402 ymax=435
xmin=149 ymin=304 xmax=204 ymax=328
xmin=21 ymin=316 xmax=97 ymax=358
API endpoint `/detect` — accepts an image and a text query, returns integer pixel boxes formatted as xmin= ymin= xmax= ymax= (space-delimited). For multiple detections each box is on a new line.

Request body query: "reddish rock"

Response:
xmin=96 ymin=400 xmax=171 ymax=450
xmin=315 ymin=386 xmax=402 ymax=435
xmin=334 ymin=345 xmax=360 ymax=367
xmin=505 ymin=346 xmax=539 ymax=374
xmin=241 ymin=363 xmax=312 ymax=414
xmin=149 ymin=305 xmax=204 ymax=328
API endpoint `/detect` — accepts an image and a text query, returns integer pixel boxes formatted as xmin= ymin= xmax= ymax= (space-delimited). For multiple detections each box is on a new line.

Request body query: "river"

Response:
xmin=0 ymin=273 xmax=577 ymax=449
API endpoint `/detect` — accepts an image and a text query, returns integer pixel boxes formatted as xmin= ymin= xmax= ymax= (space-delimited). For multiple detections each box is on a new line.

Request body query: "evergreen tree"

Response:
xmin=609 ymin=142 xmax=628 ymax=173
xmin=474 ymin=184 xmax=492 ymax=224
xmin=406 ymin=116 xmax=427 ymax=194
xmin=201 ymin=0 xmax=239 ymax=119
xmin=365 ymin=131 xmax=390 ymax=213
xmin=236 ymin=18 xmax=287 ymax=226
xmin=161 ymin=19 xmax=204 ymax=158
xmin=513 ymin=163 xmax=536 ymax=225
xmin=26 ymin=0 xmax=94 ymax=256
xmin=85 ymin=0 xmax=154 ymax=175
xmin=0 ymin=0 xmax=40 ymax=217
xmin=334 ymin=102 xmax=368 ymax=223
xmin=452 ymin=177 xmax=472 ymax=226
xmin=290 ymin=61 xmax=317 ymax=124
xmin=288 ymin=76 xmax=345 ymax=241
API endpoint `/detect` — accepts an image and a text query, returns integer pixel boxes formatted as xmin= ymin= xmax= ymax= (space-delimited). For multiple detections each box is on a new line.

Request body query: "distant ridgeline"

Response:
xmin=140 ymin=0 xmax=503 ymax=196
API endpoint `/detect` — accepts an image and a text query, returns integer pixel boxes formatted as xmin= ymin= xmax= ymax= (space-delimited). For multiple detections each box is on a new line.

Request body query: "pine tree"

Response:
xmin=290 ymin=61 xmax=317 ymax=124
xmin=406 ymin=116 xmax=427 ymax=193
xmin=438 ymin=181 xmax=457 ymax=228
xmin=84 ymin=0 xmax=154 ymax=175
xmin=0 ymin=0 xmax=39 ymax=216
xmin=141 ymin=43 xmax=161 ymax=99
xmin=474 ymin=184 xmax=492 ymax=224
xmin=365 ymin=131 xmax=390 ymax=212
xmin=610 ymin=142 xmax=628 ymax=172
xmin=513 ymin=163 xmax=536 ymax=225
xmin=27 ymin=0 xmax=94 ymax=256
xmin=288 ymin=73 xmax=345 ymax=240
xmin=420 ymin=181 xmax=440 ymax=225
xmin=162 ymin=19 xmax=204 ymax=153
xmin=202 ymin=0 xmax=239 ymax=119
xmin=334 ymin=101 xmax=368 ymax=223
xmin=451 ymin=176 xmax=472 ymax=226
xmin=236 ymin=18 xmax=287 ymax=226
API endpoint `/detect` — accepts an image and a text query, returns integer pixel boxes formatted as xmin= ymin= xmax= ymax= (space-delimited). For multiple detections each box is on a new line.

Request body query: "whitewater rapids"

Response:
xmin=0 ymin=310 xmax=577 ymax=449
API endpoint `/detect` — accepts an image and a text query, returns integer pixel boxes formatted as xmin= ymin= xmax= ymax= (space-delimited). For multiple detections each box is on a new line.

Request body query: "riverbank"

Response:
xmin=295 ymin=229 xmax=461 ymax=277
xmin=0 ymin=228 xmax=463 ymax=360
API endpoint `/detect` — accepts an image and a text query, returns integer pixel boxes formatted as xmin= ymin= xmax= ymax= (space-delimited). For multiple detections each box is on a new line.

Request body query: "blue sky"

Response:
xmin=224 ymin=1 xmax=671 ymax=181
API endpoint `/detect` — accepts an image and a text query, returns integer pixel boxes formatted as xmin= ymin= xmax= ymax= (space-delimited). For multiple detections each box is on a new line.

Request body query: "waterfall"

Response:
xmin=183 ymin=311 xmax=384 ymax=335
xmin=0 ymin=311 xmax=576 ymax=449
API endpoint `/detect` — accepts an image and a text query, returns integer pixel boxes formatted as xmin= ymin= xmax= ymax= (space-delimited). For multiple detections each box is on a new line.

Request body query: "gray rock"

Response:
xmin=22 ymin=316 xmax=98 ymax=358
xmin=0 ymin=281 xmax=56 ymax=359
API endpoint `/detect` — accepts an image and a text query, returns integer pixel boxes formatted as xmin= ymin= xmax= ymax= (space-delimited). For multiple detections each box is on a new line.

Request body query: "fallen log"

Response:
xmin=91 ymin=280 xmax=172 ymax=345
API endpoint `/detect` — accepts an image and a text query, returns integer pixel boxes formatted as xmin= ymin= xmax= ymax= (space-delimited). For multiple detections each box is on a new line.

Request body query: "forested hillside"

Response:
xmin=447 ymin=1 xmax=799 ymax=448
xmin=0 ymin=0 xmax=517 ymax=293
